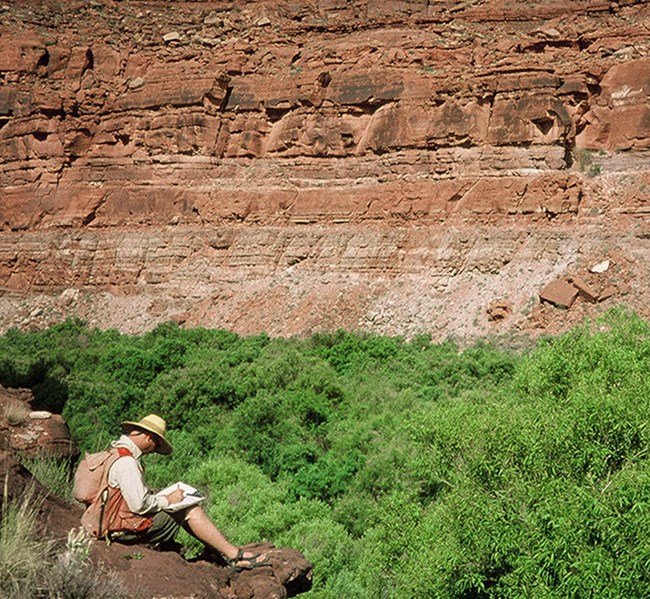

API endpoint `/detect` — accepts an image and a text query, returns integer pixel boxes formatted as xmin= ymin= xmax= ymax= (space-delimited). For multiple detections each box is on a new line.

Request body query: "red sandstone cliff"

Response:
xmin=0 ymin=0 xmax=648 ymax=341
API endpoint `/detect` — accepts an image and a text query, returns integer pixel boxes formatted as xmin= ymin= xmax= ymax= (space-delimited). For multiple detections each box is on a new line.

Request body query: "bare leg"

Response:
xmin=182 ymin=506 xmax=263 ymax=563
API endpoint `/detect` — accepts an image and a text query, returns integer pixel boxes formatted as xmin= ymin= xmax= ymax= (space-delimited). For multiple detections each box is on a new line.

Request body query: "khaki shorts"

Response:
xmin=112 ymin=510 xmax=186 ymax=547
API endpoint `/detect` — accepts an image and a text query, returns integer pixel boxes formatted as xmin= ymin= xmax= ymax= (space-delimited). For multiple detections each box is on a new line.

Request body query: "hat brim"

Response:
xmin=121 ymin=421 xmax=172 ymax=455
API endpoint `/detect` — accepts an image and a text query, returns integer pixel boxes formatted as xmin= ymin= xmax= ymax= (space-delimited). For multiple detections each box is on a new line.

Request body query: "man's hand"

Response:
xmin=165 ymin=487 xmax=185 ymax=505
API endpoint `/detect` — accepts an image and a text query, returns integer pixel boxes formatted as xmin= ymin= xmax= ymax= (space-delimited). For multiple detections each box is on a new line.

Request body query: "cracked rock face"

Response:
xmin=0 ymin=0 xmax=648 ymax=342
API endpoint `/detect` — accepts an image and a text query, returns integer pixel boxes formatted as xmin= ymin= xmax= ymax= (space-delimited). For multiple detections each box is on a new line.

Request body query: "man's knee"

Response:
xmin=183 ymin=505 xmax=207 ymax=523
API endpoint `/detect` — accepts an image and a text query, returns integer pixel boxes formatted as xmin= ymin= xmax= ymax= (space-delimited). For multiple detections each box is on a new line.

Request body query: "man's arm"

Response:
xmin=108 ymin=456 xmax=170 ymax=514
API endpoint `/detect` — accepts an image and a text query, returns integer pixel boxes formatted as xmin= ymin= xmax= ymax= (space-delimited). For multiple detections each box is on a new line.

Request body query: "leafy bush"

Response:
xmin=1 ymin=309 xmax=649 ymax=597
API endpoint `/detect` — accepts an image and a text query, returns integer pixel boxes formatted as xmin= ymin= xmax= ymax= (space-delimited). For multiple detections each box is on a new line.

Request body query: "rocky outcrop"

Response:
xmin=0 ymin=386 xmax=78 ymax=460
xmin=0 ymin=0 xmax=648 ymax=341
xmin=0 ymin=386 xmax=313 ymax=598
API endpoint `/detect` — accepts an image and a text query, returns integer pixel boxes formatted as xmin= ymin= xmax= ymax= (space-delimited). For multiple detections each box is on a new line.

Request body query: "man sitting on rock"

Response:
xmin=74 ymin=414 xmax=268 ymax=571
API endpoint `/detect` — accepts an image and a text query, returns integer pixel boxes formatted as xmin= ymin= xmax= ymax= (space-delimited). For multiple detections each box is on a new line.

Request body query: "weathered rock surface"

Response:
xmin=0 ymin=386 xmax=78 ymax=460
xmin=0 ymin=0 xmax=648 ymax=342
xmin=0 ymin=386 xmax=313 ymax=598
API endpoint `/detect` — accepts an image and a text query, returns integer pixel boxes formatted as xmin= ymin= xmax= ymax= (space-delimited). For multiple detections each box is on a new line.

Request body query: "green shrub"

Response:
xmin=278 ymin=517 xmax=357 ymax=593
xmin=1 ymin=310 xmax=649 ymax=597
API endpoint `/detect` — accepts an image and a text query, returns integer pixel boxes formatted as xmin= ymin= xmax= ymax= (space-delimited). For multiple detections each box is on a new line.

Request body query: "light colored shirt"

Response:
xmin=107 ymin=435 xmax=169 ymax=514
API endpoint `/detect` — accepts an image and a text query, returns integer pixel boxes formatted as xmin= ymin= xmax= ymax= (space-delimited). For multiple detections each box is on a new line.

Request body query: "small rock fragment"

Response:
xmin=572 ymin=276 xmax=598 ymax=303
xmin=162 ymin=31 xmax=181 ymax=43
xmin=539 ymin=279 xmax=578 ymax=309
xmin=128 ymin=77 xmax=145 ymax=89
xmin=541 ymin=27 xmax=561 ymax=38
xmin=590 ymin=260 xmax=610 ymax=274
xmin=30 ymin=410 xmax=52 ymax=419
xmin=598 ymin=286 xmax=617 ymax=302
xmin=487 ymin=300 xmax=511 ymax=322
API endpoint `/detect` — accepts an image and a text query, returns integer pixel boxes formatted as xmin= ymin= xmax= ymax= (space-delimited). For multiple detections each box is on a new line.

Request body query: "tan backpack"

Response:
xmin=73 ymin=447 xmax=131 ymax=505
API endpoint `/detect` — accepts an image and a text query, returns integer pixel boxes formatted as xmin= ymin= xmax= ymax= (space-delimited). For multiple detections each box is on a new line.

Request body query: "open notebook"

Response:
xmin=156 ymin=482 xmax=204 ymax=512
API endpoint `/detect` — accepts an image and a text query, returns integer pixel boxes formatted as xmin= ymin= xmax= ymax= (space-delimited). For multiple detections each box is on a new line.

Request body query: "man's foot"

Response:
xmin=226 ymin=548 xmax=271 ymax=572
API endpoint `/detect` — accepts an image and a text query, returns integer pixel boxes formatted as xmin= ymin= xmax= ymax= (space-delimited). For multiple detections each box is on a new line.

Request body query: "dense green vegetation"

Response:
xmin=1 ymin=308 xmax=649 ymax=598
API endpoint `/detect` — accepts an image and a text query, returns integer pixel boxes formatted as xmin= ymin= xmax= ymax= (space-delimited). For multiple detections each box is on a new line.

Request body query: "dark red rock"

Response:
xmin=572 ymin=276 xmax=599 ymax=303
xmin=539 ymin=279 xmax=579 ymax=309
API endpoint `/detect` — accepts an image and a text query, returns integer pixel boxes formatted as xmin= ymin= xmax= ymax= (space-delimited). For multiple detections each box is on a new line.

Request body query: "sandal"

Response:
xmin=226 ymin=548 xmax=271 ymax=572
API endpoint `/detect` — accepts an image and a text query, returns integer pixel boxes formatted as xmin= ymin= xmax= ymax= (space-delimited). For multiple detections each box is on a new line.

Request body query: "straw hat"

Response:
xmin=121 ymin=414 xmax=172 ymax=455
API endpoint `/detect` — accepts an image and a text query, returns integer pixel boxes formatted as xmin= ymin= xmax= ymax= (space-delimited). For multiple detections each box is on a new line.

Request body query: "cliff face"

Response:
xmin=1 ymin=0 xmax=648 ymax=341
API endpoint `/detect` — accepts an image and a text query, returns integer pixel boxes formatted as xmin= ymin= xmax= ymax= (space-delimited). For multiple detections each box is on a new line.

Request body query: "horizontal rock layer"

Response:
xmin=0 ymin=0 xmax=648 ymax=340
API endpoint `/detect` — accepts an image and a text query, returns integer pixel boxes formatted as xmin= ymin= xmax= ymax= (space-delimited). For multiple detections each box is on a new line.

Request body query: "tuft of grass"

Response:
xmin=47 ymin=527 xmax=130 ymax=599
xmin=575 ymin=147 xmax=603 ymax=177
xmin=3 ymin=400 xmax=30 ymax=426
xmin=0 ymin=482 xmax=51 ymax=598
xmin=20 ymin=456 xmax=74 ymax=502
xmin=0 ymin=481 xmax=129 ymax=599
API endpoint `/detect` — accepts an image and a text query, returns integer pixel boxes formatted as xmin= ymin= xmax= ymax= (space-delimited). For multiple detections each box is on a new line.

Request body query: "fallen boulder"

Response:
xmin=539 ymin=278 xmax=579 ymax=309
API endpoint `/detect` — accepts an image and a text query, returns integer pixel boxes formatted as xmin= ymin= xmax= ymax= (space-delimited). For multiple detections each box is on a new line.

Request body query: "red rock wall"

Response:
xmin=0 ymin=0 xmax=648 ymax=340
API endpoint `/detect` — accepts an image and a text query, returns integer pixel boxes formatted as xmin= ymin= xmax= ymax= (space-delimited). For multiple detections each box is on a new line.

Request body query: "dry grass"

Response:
xmin=46 ymin=527 xmax=129 ymax=599
xmin=20 ymin=456 xmax=74 ymax=502
xmin=0 ymin=477 xmax=129 ymax=599
xmin=0 ymin=482 xmax=50 ymax=598
xmin=3 ymin=400 xmax=30 ymax=426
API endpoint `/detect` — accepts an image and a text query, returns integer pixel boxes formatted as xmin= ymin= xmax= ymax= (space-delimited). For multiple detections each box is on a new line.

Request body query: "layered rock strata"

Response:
xmin=0 ymin=0 xmax=648 ymax=340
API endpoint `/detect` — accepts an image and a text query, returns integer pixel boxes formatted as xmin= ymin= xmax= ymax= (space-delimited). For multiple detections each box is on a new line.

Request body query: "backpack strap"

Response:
xmin=98 ymin=446 xmax=134 ymax=541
